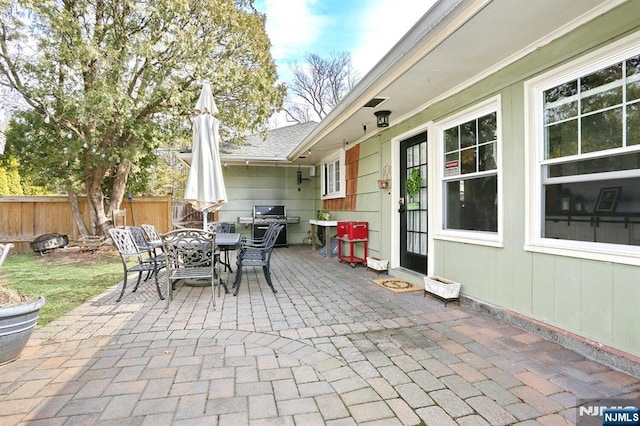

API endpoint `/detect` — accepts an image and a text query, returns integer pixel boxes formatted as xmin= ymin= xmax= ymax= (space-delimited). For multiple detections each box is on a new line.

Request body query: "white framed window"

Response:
xmin=321 ymin=150 xmax=345 ymax=199
xmin=525 ymin=31 xmax=640 ymax=265
xmin=434 ymin=95 xmax=503 ymax=246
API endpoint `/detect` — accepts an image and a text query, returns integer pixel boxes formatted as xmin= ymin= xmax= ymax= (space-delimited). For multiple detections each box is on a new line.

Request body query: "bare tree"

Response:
xmin=284 ymin=52 xmax=359 ymax=123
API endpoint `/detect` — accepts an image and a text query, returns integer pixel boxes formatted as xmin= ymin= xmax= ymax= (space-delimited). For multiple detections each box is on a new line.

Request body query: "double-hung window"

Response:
xmin=526 ymin=33 xmax=640 ymax=262
xmin=435 ymin=96 xmax=502 ymax=245
xmin=321 ymin=150 xmax=345 ymax=199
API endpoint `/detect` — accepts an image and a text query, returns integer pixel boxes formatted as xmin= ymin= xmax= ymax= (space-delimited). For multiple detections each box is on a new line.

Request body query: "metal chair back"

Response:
xmin=127 ymin=226 xmax=152 ymax=253
xmin=217 ymin=222 xmax=234 ymax=233
xmin=109 ymin=228 xmax=141 ymax=259
xmin=204 ymin=222 xmax=234 ymax=233
xmin=233 ymin=224 xmax=283 ymax=296
xmin=141 ymin=224 xmax=163 ymax=246
xmin=239 ymin=222 xmax=278 ymax=249
xmin=161 ymin=228 xmax=227 ymax=311
xmin=108 ymin=228 xmax=164 ymax=302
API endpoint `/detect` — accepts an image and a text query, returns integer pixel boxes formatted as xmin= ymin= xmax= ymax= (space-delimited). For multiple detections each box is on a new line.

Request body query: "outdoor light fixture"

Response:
xmin=374 ymin=110 xmax=391 ymax=128
xmin=296 ymin=165 xmax=309 ymax=191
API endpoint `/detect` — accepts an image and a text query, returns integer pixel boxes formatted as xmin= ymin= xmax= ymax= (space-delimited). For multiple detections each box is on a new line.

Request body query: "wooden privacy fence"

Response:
xmin=0 ymin=195 xmax=173 ymax=253
xmin=171 ymin=200 xmax=218 ymax=229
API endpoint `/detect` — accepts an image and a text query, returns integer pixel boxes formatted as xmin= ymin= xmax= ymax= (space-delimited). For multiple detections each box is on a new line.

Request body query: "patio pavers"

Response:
xmin=1 ymin=245 xmax=639 ymax=425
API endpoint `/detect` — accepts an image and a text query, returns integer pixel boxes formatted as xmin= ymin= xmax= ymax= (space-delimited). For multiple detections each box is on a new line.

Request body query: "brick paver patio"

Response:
xmin=1 ymin=245 xmax=638 ymax=425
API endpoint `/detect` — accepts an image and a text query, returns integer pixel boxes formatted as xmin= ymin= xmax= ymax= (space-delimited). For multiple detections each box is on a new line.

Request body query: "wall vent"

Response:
xmin=363 ymin=97 xmax=387 ymax=108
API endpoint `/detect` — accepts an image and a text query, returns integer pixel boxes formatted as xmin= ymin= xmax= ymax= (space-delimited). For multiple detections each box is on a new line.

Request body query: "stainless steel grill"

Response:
xmin=252 ymin=205 xmax=288 ymax=246
xmin=237 ymin=206 xmax=300 ymax=247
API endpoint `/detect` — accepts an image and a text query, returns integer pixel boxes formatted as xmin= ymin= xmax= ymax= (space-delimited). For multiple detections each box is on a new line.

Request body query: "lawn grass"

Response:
xmin=0 ymin=248 xmax=122 ymax=326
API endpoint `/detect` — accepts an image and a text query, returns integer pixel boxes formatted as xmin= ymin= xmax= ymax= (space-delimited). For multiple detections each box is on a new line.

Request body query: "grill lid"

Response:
xmin=253 ymin=205 xmax=286 ymax=218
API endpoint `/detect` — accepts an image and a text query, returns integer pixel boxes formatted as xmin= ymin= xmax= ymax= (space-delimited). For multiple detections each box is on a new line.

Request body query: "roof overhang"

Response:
xmin=290 ymin=0 xmax=626 ymax=165
xmin=177 ymin=151 xmax=299 ymax=168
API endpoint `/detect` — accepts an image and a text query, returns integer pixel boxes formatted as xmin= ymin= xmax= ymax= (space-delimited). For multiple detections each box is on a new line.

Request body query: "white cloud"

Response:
xmin=351 ymin=0 xmax=437 ymax=75
xmin=261 ymin=0 xmax=328 ymax=64
xmin=256 ymin=0 xmax=437 ymax=108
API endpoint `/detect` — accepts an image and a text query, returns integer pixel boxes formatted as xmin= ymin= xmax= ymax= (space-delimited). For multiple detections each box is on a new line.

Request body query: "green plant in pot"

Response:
xmin=405 ymin=168 xmax=422 ymax=210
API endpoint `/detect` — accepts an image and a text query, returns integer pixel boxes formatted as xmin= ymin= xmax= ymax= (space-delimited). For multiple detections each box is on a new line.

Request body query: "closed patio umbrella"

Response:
xmin=183 ymin=81 xmax=227 ymax=228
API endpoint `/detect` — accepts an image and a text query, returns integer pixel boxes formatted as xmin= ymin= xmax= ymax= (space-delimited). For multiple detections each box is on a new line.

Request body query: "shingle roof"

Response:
xmin=221 ymin=121 xmax=317 ymax=161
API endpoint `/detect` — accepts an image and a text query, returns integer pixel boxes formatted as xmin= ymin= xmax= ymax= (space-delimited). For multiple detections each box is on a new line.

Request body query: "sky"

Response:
xmin=255 ymin=0 xmax=438 ymax=82
xmin=1 ymin=1 xmax=437 ymax=134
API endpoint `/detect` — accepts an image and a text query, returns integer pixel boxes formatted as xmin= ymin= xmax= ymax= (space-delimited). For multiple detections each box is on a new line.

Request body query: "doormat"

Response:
xmin=371 ymin=278 xmax=422 ymax=293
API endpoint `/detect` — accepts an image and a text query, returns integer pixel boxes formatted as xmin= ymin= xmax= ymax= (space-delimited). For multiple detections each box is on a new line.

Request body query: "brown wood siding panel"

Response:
xmin=324 ymin=145 xmax=359 ymax=211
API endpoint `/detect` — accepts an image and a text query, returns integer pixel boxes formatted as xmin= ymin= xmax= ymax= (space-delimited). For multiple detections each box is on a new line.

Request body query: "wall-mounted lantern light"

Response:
xmin=374 ymin=110 xmax=391 ymax=128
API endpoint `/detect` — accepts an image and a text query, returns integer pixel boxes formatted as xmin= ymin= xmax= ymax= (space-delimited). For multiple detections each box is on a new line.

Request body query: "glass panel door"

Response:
xmin=400 ymin=132 xmax=428 ymax=274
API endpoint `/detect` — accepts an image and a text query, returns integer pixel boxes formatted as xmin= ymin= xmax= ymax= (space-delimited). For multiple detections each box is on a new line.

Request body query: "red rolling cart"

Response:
xmin=337 ymin=221 xmax=368 ymax=267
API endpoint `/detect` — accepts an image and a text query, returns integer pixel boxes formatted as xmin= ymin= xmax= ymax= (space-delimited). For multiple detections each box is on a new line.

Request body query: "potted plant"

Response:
xmin=317 ymin=210 xmax=332 ymax=220
xmin=405 ymin=168 xmax=422 ymax=210
xmin=0 ymin=286 xmax=45 ymax=365
xmin=423 ymin=276 xmax=461 ymax=306
xmin=0 ymin=244 xmax=46 ymax=365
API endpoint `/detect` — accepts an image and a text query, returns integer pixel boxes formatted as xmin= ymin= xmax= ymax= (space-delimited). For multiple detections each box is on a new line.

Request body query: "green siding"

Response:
xmin=218 ymin=165 xmax=318 ymax=245
xmin=552 ymin=256 xmax=582 ymax=331
xmin=613 ymin=264 xmax=640 ymax=354
xmin=348 ymin=1 xmax=640 ymax=357
xmin=580 ymin=262 xmax=614 ymax=340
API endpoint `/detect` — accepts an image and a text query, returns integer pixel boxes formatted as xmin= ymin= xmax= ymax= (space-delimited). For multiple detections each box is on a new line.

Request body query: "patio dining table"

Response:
xmin=215 ymin=232 xmax=241 ymax=272
xmin=168 ymin=232 xmax=241 ymax=289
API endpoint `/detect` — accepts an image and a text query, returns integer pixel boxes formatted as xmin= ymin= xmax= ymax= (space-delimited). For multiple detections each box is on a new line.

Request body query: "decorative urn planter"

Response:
xmin=0 ymin=296 xmax=45 ymax=365
xmin=423 ymin=276 xmax=461 ymax=306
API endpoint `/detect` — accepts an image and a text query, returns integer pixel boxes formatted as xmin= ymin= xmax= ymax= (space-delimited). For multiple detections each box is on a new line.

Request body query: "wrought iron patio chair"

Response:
xmin=141 ymin=224 xmax=165 ymax=257
xmin=233 ymin=224 xmax=283 ymax=296
xmin=238 ymin=222 xmax=278 ymax=249
xmin=127 ymin=226 xmax=166 ymax=278
xmin=161 ymin=228 xmax=229 ymax=312
xmin=108 ymin=228 xmax=165 ymax=302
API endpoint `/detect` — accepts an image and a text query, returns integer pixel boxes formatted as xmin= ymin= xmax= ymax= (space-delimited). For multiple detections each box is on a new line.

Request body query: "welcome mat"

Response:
xmin=371 ymin=278 xmax=422 ymax=293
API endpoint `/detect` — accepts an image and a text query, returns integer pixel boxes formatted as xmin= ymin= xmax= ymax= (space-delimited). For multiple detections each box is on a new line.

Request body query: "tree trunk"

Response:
xmin=66 ymin=185 xmax=90 ymax=236
xmin=85 ymin=166 xmax=110 ymax=236
xmin=108 ymin=162 xmax=131 ymax=218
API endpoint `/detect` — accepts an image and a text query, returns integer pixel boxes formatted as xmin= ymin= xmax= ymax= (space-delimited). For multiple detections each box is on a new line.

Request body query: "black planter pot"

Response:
xmin=0 ymin=297 xmax=46 ymax=365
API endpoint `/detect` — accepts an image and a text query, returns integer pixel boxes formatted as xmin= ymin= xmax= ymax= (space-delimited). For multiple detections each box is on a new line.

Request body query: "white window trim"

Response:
xmin=321 ymin=149 xmax=346 ymax=200
xmin=433 ymin=95 xmax=503 ymax=247
xmin=524 ymin=30 xmax=640 ymax=266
